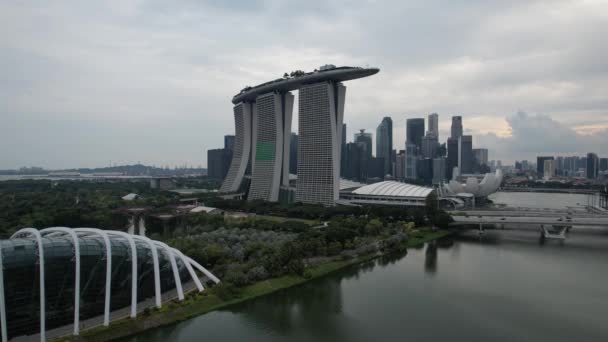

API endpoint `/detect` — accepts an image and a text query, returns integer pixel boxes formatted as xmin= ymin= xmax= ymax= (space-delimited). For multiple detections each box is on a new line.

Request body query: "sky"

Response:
xmin=1 ymin=0 xmax=607 ymax=169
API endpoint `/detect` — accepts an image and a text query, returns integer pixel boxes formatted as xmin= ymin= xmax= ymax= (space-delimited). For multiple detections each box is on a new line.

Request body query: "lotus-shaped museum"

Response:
xmin=443 ymin=169 xmax=503 ymax=198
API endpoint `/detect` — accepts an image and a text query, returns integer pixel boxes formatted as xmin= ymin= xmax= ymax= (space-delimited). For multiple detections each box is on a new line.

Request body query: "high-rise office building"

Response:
xmin=376 ymin=117 xmax=393 ymax=176
xmin=395 ymin=150 xmax=406 ymax=180
xmin=600 ymin=158 xmax=608 ymax=172
xmin=421 ymin=134 xmax=438 ymax=159
xmin=537 ymin=156 xmax=554 ymax=176
xmin=544 ymin=159 xmax=556 ymax=179
xmin=555 ymin=156 xmax=565 ymax=176
xmin=428 ymin=113 xmax=439 ymax=137
xmin=451 ymin=116 xmax=463 ymax=139
xmin=405 ymin=143 xmax=417 ymax=179
xmin=354 ymin=129 xmax=373 ymax=160
xmin=289 ymin=133 xmax=298 ymax=175
xmin=368 ymin=157 xmax=385 ymax=179
xmin=433 ymin=157 xmax=447 ymax=185
xmin=224 ymin=135 xmax=235 ymax=151
xmin=406 ymin=118 xmax=425 ymax=155
xmin=473 ymin=148 xmax=489 ymax=167
xmin=446 ymin=137 xmax=459 ymax=180
xmin=345 ymin=142 xmax=364 ymax=181
xmin=458 ymin=135 xmax=473 ymax=174
xmin=587 ymin=153 xmax=599 ymax=179
xmin=207 ymin=148 xmax=232 ymax=180
xmin=564 ymin=156 xmax=578 ymax=176
xmin=417 ymin=158 xmax=433 ymax=185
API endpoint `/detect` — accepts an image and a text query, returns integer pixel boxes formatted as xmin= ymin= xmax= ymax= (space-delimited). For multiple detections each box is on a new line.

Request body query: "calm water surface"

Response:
xmin=489 ymin=191 xmax=595 ymax=209
xmin=128 ymin=228 xmax=608 ymax=342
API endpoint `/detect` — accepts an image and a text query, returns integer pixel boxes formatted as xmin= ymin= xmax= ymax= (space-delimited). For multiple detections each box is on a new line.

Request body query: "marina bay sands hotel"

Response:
xmin=219 ymin=65 xmax=379 ymax=206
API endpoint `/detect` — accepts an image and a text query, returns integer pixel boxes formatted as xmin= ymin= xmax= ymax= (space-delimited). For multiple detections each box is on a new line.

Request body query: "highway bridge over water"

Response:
xmin=449 ymin=208 xmax=608 ymax=240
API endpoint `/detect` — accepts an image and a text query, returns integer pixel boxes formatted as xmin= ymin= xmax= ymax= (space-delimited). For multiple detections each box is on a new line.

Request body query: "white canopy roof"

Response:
xmin=352 ymin=181 xmax=433 ymax=198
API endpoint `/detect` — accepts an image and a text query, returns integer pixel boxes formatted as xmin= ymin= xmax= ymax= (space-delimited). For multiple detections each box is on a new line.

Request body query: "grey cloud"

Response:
xmin=0 ymin=0 xmax=607 ymax=168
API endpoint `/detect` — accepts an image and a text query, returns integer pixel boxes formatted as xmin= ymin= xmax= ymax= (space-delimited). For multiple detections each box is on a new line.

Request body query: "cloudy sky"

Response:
xmin=1 ymin=0 xmax=607 ymax=169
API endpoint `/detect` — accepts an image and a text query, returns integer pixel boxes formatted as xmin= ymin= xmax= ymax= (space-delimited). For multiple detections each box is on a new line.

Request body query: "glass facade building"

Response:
xmin=0 ymin=228 xmax=219 ymax=341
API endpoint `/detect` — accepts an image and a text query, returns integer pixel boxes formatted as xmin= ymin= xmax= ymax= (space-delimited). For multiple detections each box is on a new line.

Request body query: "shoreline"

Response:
xmin=56 ymin=230 xmax=451 ymax=342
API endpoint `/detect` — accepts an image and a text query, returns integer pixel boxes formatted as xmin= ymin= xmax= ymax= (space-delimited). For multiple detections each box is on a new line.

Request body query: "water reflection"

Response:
xmin=424 ymin=241 xmax=437 ymax=274
xmin=224 ymin=276 xmax=345 ymax=337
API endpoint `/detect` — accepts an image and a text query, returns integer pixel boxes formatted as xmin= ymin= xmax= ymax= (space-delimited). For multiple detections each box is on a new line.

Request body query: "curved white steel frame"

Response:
xmin=40 ymin=227 xmax=81 ymax=335
xmin=73 ymin=228 xmax=112 ymax=326
xmin=186 ymin=256 xmax=221 ymax=284
xmin=153 ymin=241 xmax=184 ymax=300
xmin=171 ymin=248 xmax=203 ymax=292
xmin=3 ymin=228 xmax=221 ymax=340
xmin=105 ymin=231 xmax=138 ymax=318
xmin=10 ymin=228 xmax=46 ymax=342
xmin=130 ymin=235 xmax=162 ymax=308
xmin=0 ymin=243 xmax=7 ymax=342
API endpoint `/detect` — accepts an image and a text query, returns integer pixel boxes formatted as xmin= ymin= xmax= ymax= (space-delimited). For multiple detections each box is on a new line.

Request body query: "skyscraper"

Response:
xmin=416 ymin=158 xmax=433 ymax=185
xmin=221 ymin=65 xmax=379 ymax=205
xmin=451 ymin=116 xmax=463 ymax=139
xmin=207 ymin=148 xmax=232 ymax=180
xmin=432 ymin=157 xmax=447 ymax=184
xmin=544 ymin=159 xmax=556 ymax=179
xmin=340 ymin=123 xmax=347 ymax=178
xmin=428 ymin=113 xmax=439 ymax=137
xmin=296 ymin=82 xmax=345 ymax=206
xmin=446 ymin=137 xmax=459 ymax=180
xmin=406 ymin=118 xmax=425 ymax=155
xmin=537 ymin=156 xmax=554 ymax=176
xmin=472 ymin=148 xmax=489 ymax=167
xmin=458 ymin=135 xmax=473 ymax=174
xmin=395 ymin=150 xmax=405 ymax=180
xmin=220 ymin=102 xmax=253 ymax=193
xmin=249 ymin=92 xmax=294 ymax=202
xmin=376 ymin=117 xmax=393 ymax=176
xmin=405 ymin=143 xmax=417 ymax=179
xmin=289 ymin=133 xmax=298 ymax=175
xmin=345 ymin=142 xmax=364 ymax=181
xmin=421 ymin=134 xmax=438 ymax=159
xmin=600 ymin=158 xmax=608 ymax=172
xmin=354 ymin=129 xmax=373 ymax=160
xmin=587 ymin=153 xmax=599 ymax=179
xmin=224 ymin=135 xmax=235 ymax=151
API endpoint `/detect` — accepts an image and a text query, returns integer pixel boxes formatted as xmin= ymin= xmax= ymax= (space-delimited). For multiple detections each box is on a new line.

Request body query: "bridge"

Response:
xmin=449 ymin=209 xmax=608 ymax=240
xmin=498 ymin=186 xmax=598 ymax=194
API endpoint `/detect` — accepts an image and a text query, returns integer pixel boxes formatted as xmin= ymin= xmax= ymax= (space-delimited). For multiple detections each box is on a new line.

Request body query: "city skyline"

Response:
xmin=1 ymin=1 xmax=608 ymax=169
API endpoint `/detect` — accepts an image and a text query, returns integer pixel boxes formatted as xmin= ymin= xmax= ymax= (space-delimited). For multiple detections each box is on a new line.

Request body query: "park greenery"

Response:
xmin=3 ymin=179 xmax=456 ymax=341
xmin=1 ymin=178 xmax=453 ymax=300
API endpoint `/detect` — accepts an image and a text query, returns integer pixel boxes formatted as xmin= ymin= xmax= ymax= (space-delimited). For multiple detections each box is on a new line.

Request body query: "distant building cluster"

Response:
xmin=525 ymin=153 xmax=608 ymax=181
xmin=341 ymin=113 xmax=492 ymax=188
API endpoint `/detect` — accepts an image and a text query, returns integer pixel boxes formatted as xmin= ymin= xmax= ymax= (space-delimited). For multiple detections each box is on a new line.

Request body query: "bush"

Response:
xmin=287 ymin=259 xmax=305 ymax=276
xmin=340 ymin=250 xmax=356 ymax=260
xmin=214 ymin=282 xmax=240 ymax=300
xmin=303 ymin=270 xmax=313 ymax=279
xmin=355 ymin=243 xmax=378 ymax=256
xmin=224 ymin=269 xmax=248 ymax=287
xmin=247 ymin=266 xmax=269 ymax=282
xmin=380 ymin=233 xmax=408 ymax=253
xmin=327 ymin=242 xmax=343 ymax=256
